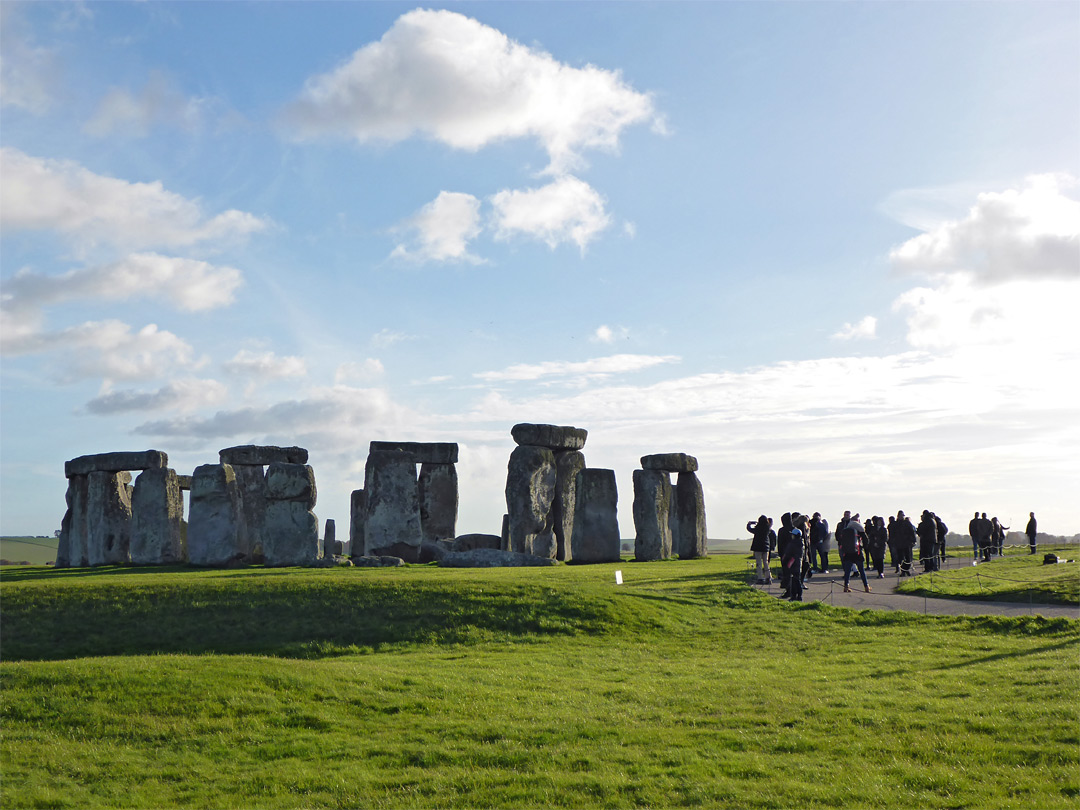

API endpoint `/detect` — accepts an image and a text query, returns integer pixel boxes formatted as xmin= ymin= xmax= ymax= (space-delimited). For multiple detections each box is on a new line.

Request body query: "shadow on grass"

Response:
xmin=857 ymin=637 xmax=1079 ymax=681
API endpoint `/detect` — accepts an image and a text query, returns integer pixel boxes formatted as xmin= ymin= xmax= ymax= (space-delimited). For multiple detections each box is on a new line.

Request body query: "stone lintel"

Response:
xmin=511 ymin=423 xmax=587 ymax=450
xmin=640 ymin=453 xmax=699 ymax=473
xmin=219 ymin=445 xmax=308 ymax=466
xmin=65 ymin=450 xmax=168 ymax=478
xmin=368 ymin=441 xmax=458 ymax=465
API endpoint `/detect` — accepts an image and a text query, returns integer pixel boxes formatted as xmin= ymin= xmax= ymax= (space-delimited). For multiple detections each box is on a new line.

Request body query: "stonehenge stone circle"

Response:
xmin=87 ymin=470 xmax=133 ymax=566
xmin=633 ymin=469 xmax=673 ymax=561
xmin=675 ymin=471 xmax=708 ymax=559
xmin=363 ymin=450 xmax=423 ymax=562
xmin=570 ymin=468 xmax=621 ymax=563
xmin=511 ymin=423 xmax=587 ymax=450
xmin=187 ymin=464 xmax=246 ymax=567
xmin=640 ymin=453 xmax=698 ymax=474
xmin=553 ymin=450 xmax=586 ymax=561
xmin=504 ymin=444 xmax=557 ymax=556
xmin=262 ymin=463 xmax=320 ymax=566
xmin=129 ymin=467 xmax=184 ymax=565
xmin=230 ymin=464 xmax=267 ymax=561
xmin=418 ymin=462 xmax=458 ymax=542
xmin=438 ymin=548 xmax=560 ymax=568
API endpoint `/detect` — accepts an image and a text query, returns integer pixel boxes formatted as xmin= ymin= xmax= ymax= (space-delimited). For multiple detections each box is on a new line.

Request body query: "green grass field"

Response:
xmin=897 ymin=553 xmax=1080 ymax=605
xmin=2 ymin=557 xmax=1078 ymax=809
xmin=0 ymin=536 xmax=58 ymax=567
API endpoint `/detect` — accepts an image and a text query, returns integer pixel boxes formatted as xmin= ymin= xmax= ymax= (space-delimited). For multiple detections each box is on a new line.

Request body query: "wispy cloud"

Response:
xmin=475 ymin=353 xmax=680 ymax=383
xmin=832 ymin=315 xmax=877 ymax=341
xmin=85 ymin=378 xmax=228 ymax=415
xmin=223 ymin=350 xmax=307 ymax=380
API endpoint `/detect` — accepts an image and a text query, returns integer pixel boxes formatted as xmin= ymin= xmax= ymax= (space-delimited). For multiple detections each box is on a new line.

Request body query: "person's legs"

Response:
xmin=842 ymin=555 xmax=853 ymax=591
xmin=856 ymin=558 xmax=870 ymax=591
xmin=820 ymin=549 xmax=829 ymax=572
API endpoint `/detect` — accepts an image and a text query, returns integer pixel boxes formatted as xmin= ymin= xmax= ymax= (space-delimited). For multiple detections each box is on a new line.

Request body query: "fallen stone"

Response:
xmin=87 ymin=470 xmax=132 ymax=565
xmin=129 ymin=467 xmax=184 ymax=564
xmin=633 ymin=469 xmax=672 ymax=561
xmin=452 ymin=533 xmax=502 ymax=552
xmin=552 ymin=450 xmax=586 ymax=561
xmin=66 ymin=450 xmax=167 ymax=478
xmin=351 ymin=555 xmax=405 ymax=567
xmin=570 ymin=468 xmax=621 ymax=564
xmin=640 ymin=453 xmax=698 ymax=473
xmin=504 ymin=445 xmax=556 ymax=556
xmin=219 ymin=445 xmax=308 ymax=466
xmin=187 ymin=464 xmax=246 ymax=567
xmin=437 ymin=548 xmax=560 ymax=568
xmin=364 ymin=451 xmax=422 ymax=558
xmin=418 ymin=540 xmax=453 ymax=563
xmin=511 ymin=423 xmax=587 ymax=450
xmin=675 ymin=471 xmax=707 ymax=559
xmin=418 ymin=462 xmax=458 ymax=542
xmin=369 ymin=441 xmax=459 ymax=465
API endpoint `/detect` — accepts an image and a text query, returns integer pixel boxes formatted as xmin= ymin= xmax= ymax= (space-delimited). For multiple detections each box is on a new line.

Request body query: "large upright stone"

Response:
xmin=262 ymin=463 xmax=319 ymax=566
xmin=552 ymin=450 xmax=586 ymax=561
xmin=418 ymin=463 xmax=458 ymax=542
xmin=130 ymin=467 xmax=184 ymax=564
xmin=56 ymin=475 xmax=89 ymax=568
xmin=187 ymin=464 xmax=245 ymax=567
xmin=675 ymin=472 xmax=708 ymax=559
xmin=87 ymin=471 xmax=132 ymax=566
xmin=364 ymin=451 xmax=423 ymax=562
xmin=369 ymin=441 xmax=458 ymax=464
xmin=511 ymin=424 xmax=587 ymax=450
xmin=505 ymin=445 xmax=557 ymax=556
xmin=668 ymin=482 xmax=681 ymax=557
xmin=349 ymin=489 xmax=366 ymax=558
xmin=219 ymin=445 xmax=308 ymax=466
xmin=640 ymin=453 xmax=698 ymax=473
xmin=633 ymin=469 xmax=672 ymax=562
xmin=324 ymin=519 xmax=339 ymax=557
xmin=231 ymin=464 xmax=268 ymax=561
xmin=65 ymin=450 xmax=167 ymax=478
xmin=570 ymin=468 xmax=621 ymax=563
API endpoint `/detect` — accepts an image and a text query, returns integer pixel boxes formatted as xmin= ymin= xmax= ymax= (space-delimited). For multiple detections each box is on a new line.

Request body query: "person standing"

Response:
xmin=896 ymin=511 xmax=917 ymax=576
xmin=868 ymin=516 xmax=888 ymax=579
xmin=839 ymin=513 xmax=871 ymax=593
xmin=968 ymin=511 xmax=981 ymax=563
xmin=1026 ymin=512 xmax=1038 ymax=555
xmin=887 ymin=515 xmax=899 ymax=573
xmin=777 ymin=513 xmax=795 ymax=598
xmin=991 ymin=518 xmax=1009 ymax=558
xmin=747 ymin=515 xmax=773 ymax=584
xmin=975 ymin=512 xmax=994 ymax=562
xmin=918 ymin=510 xmax=939 ymax=572
xmin=810 ymin=512 xmax=830 ymax=573
xmin=933 ymin=513 xmax=948 ymax=565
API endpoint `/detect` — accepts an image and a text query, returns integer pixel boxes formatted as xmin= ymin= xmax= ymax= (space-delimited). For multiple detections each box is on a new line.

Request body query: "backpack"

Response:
xmin=839 ymin=525 xmax=861 ymax=556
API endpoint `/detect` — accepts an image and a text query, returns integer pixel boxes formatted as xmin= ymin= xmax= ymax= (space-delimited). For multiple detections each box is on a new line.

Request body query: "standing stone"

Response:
xmin=668 ymin=482 xmax=681 ymax=557
xmin=511 ymin=423 xmax=587 ymax=450
xmin=324 ymin=519 xmax=338 ymax=557
xmin=188 ymin=464 xmax=246 ymax=567
xmin=504 ymin=445 xmax=557 ymax=556
xmin=570 ymin=468 xmax=621 ymax=563
xmin=364 ymin=451 xmax=423 ymax=562
xmin=500 ymin=514 xmax=510 ymax=551
xmin=263 ymin=463 xmax=320 ymax=566
xmin=552 ymin=450 xmax=586 ymax=561
xmin=675 ymin=471 xmax=708 ymax=559
xmin=231 ymin=464 xmax=269 ymax=562
xmin=418 ymin=463 xmax=458 ymax=543
xmin=130 ymin=467 xmax=184 ymax=564
xmin=55 ymin=475 xmax=89 ymax=568
xmin=349 ymin=489 xmax=366 ymax=558
xmin=633 ymin=469 xmax=672 ymax=562
xmin=86 ymin=471 xmax=132 ymax=566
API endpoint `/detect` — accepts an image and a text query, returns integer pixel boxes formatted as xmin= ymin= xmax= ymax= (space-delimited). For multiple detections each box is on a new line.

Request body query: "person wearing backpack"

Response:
xmin=839 ymin=513 xmax=871 ymax=593
xmin=747 ymin=514 xmax=773 ymax=584
xmin=776 ymin=513 xmax=795 ymax=598
xmin=783 ymin=519 xmax=806 ymax=602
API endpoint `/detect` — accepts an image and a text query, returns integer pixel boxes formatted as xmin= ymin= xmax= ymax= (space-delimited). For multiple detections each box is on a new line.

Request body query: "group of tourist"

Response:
xmin=745 ymin=509 xmax=1040 ymax=601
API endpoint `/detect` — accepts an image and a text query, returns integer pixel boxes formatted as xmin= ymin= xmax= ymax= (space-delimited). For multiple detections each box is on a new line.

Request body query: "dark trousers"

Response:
xmin=842 ymin=554 xmax=869 ymax=590
xmin=819 ymin=549 xmax=830 ymax=571
xmin=1029 ymin=537 xmax=1037 ymax=554
xmin=899 ymin=546 xmax=914 ymax=575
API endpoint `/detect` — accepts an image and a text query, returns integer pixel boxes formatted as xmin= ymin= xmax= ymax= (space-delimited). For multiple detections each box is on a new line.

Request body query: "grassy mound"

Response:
xmin=2 ymin=558 xmax=1078 ymax=809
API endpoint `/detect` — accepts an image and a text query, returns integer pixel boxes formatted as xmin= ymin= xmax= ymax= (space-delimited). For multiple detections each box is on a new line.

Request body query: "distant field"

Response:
xmin=0 ymin=537 xmax=57 ymax=567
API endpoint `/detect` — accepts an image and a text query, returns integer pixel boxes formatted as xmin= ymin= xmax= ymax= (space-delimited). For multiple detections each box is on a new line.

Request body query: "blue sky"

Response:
xmin=2 ymin=1 xmax=1078 ymax=541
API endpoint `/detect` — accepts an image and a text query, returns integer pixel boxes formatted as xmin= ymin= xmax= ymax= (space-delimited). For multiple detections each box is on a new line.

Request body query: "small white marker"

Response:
xmin=615 ymin=570 xmax=623 ymax=585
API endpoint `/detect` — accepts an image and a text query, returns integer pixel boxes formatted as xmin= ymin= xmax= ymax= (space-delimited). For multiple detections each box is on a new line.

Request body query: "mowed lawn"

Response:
xmin=1 ymin=558 xmax=1077 ymax=809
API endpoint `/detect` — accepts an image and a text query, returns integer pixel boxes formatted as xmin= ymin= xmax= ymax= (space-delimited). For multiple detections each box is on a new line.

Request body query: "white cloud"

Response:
xmin=490 ymin=175 xmax=610 ymax=251
xmin=390 ymin=191 xmax=483 ymax=264
xmin=371 ymin=328 xmax=415 ymax=349
xmin=84 ymin=71 xmax=210 ymax=137
xmin=335 ymin=359 xmax=385 ymax=384
xmin=890 ymin=174 xmax=1080 ymax=283
xmin=0 ymin=5 xmax=61 ymax=114
xmin=0 ymin=148 xmax=269 ymax=252
xmin=282 ymin=8 xmax=661 ymax=175
xmin=223 ymin=350 xmax=307 ymax=380
xmin=832 ymin=315 xmax=877 ymax=341
xmin=85 ymin=378 xmax=228 ymax=415
xmin=591 ymin=324 xmax=629 ymax=344
xmin=2 ymin=253 xmax=243 ymax=313
xmin=475 ymin=353 xmax=680 ymax=383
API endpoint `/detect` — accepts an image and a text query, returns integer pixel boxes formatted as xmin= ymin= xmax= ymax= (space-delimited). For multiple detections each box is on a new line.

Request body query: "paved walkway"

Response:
xmin=749 ymin=556 xmax=1080 ymax=619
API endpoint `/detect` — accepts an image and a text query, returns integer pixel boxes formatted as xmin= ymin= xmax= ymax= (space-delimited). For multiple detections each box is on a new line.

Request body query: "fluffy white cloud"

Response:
xmin=84 ymin=71 xmax=211 ymax=137
xmin=0 ymin=148 xmax=268 ymax=252
xmin=475 ymin=353 xmax=680 ymax=383
xmin=832 ymin=315 xmax=877 ymax=341
xmin=591 ymin=325 xmax=629 ymax=344
xmin=490 ymin=176 xmax=610 ymax=251
xmin=283 ymin=9 xmax=661 ymax=175
xmin=890 ymin=174 xmax=1080 ymax=283
xmin=2 ymin=253 xmax=243 ymax=313
xmin=85 ymin=378 xmax=228 ymax=415
xmin=390 ymin=191 xmax=483 ymax=263
xmin=223 ymin=350 xmax=307 ymax=380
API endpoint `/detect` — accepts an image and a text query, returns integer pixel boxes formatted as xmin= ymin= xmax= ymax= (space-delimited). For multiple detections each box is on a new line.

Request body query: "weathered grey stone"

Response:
xmin=129 ymin=467 xmax=184 ymax=564
xmin=265 ymin=463 xmax=317 ymax=508
xmin=176 ymin=475 xmax=193 ymax=491
xmin=369 ymin=441 xmax=459 ymax=464
xmin=438 ymin=548 xmax=560 ymax=568
xmin=324 ymin=519 xmax=339 ymax=557
xmin=86 ymin=471 xmax=132 ymax=565
xmin=501 ymin=514 xmax=510 ymax=551
xmin=640 ymin=453 xmax=698 ymax=473
xmin=511 ymin=423 xmax=587 ymax=450
xmin=56 ymin=475 xmax=89 ymax=568
xmin=504 ymin=445 xmax=556 ymax=556
xmin=364 ymin=451 xmax=422 ymax=560
xmin=675 ymin=472 xmax=708 ymax=559
xmin=452 ymin=533 xmax=502 ymax=552
xmin=570 ymin=468 xmax=621 ymax=563
xmin=187 ymin=464 xmax=246 ymax=567
xmin=552 ymin=450 xmax=586 ymax=561
xmin=232 ymin=464 xmax=268 ymax=561
xmin=263 ymin=501 xmax=320 ymax=566
xmin=219 ymin=445 xmax=308 ymax=466
xmin=418 ymin=463 xmax=458 ymax=542
xmin=668 ymin=482 xmax=680 ymax=557
xmin=419 ymin=540 xmax=453 ymax=563
xmin=633 ymin=469 xmax=672 ymax=561
xmin=66 ymin=450 xmax=167 ymax=478
xmin=351 ymin=555 xmax=405 ymax=567
xmin=349 ymin=489 xmax=366 ymax=558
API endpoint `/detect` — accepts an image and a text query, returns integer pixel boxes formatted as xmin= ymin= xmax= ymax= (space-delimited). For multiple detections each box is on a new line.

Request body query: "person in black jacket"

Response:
xmin=918 ymin=510 xmax=939 ymax=572
xmin=777 ymin=512 xmax=794 ymax=598
xmin=810 ymin=512 xmax=831 ymax=573
xmin=838 ymin=513 xmax=871 ymax=593
xmin=887 ymin=515 xmax=899 ymax=573
xmin=867 ymin=515 xmax=888 ymax=579
xmin=933 ymin=513 xmax=948 ymax=565
xmin=1026 ymin=512 xmax=1038 ymax=554
xmin=747 ymin=515 xmax=773 ymax=584
xmin=896 ymin=511 xmax=917 ymax=576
